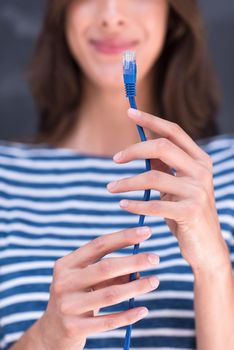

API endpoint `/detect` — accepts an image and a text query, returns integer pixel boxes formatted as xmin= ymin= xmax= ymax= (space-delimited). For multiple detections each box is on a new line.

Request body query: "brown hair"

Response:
xmin=25 ymin=0 xmax=221 ymax=145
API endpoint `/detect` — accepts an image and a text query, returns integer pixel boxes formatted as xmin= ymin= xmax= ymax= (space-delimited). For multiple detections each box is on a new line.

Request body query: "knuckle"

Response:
xmin=99 ymin=258 xmax=113 ymax=277
xmin=203 ymin=166 xmax=212 ymax=179
xmin=191 ymin=184 xmax=207 ymax=202
xmin=126 ymin=312 xmax=135 ymax=324
xmin=125 ymin=229 xmax=136 ymax=245
xmin=63 ymin=319 xmax=76 ymax=338
xmin=104 ymin=288 xmax=119 ymax=304
xmin=142 ymin=253 xmax=151 ymax=266
xmin=53 ymin=279 xmax=64 ymax=296
xmin=59 ymin=300 xmax=70 ymax=315
xmin=105 ymin=317 xmax=117 ymax=330
xmin=151 ymin=200 xmax=161 ymax=211
xmin=92 ymin=235 xmax=106 ymax=252
xmin=148 ymin=169 xmax=158 ymax=182
xmin=196 ymin=165 xmax=211 ymax=182
xmin=53 ymin=258 xmax=63 ymax=276
xmin=203 ymin=153 xmax=213 ymax=169
xmin=156 ymin=138 xmax=170 ymax=151
xmin=170 ymin=122 xmax=181 ymax=134
xmin=185 ymin=201 xmax=200 ymax=218
xmin=198 ymin=188 xmax=208 ymax=204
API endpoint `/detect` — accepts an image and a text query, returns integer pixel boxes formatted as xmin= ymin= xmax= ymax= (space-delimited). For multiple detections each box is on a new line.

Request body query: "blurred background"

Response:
xmin=0 ymin=0 xmax=233 ymax=142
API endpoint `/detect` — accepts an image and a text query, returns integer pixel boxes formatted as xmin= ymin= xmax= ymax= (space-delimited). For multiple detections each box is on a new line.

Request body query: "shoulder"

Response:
xmin=196 ymin=133 xmax=234 ymax=164
xmin=0 ymin=140 xmax=48 ymax=160
xmin=0 ymin=140 xmax=54 ymax=184
xmin=196 ymin=133 xmax=234 ymax=153
xmin=0 ymin=140 xmax=67 ymax=166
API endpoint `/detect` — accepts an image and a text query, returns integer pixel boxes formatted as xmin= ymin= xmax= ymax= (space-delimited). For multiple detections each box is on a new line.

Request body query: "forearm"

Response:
xmin=193 ymin=259 xmax=234 ymax=350
xmin=9 ymin=318 xmax=45 ymax=350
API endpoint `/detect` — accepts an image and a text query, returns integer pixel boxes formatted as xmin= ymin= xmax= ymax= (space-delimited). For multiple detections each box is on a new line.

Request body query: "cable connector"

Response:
xmin=123 ymin=50 xmax=137 ymax=97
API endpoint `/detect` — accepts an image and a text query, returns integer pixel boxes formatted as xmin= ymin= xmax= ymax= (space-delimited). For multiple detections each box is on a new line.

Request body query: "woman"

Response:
xmin=0 ymin=0 xmax=233 ymax=349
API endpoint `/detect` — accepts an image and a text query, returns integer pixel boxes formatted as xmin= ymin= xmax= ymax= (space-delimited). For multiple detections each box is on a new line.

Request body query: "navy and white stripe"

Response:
xmin=0 ymin=134 xmax=233 ymax=349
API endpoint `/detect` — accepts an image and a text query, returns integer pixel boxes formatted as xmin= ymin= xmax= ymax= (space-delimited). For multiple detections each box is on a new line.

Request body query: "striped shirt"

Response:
xmin=0 ymin=134 xmax=233 ymax=350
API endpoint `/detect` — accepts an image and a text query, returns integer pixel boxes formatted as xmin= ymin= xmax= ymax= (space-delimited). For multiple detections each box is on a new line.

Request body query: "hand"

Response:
xmin=39 ymin=226 xmax=160 ymax=350
xmin=107 ymin=108 xmax=230 ymax=274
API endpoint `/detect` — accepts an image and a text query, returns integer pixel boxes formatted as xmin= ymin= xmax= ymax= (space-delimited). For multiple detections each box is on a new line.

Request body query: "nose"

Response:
xmin=99 ymin=0 xmax=125 ymax=29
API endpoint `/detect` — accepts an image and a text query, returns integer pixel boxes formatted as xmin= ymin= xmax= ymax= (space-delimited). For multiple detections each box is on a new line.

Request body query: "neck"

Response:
xmin=59 ymin=71 xmax=156 ymax=157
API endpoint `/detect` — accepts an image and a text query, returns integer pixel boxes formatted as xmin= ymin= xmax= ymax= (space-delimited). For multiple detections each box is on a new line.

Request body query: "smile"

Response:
xmin=90 ymin=39 xmax=139 ymax=55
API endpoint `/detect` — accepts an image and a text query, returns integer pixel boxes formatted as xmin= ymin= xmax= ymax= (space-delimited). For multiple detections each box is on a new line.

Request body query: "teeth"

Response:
xmin=123 ymin=50 xmax=136 ymax=67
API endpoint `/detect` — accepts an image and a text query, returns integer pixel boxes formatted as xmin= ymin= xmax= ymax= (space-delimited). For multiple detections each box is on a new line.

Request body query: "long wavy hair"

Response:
xmin=25 ymin=0 xmax=221 ymax=145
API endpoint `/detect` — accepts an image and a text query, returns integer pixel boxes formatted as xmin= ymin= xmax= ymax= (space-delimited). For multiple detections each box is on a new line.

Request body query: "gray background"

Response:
xmin=0 ymin=0 xmax=233 ymax=142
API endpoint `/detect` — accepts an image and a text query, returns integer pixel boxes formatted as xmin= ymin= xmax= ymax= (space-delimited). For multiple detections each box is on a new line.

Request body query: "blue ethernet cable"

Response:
xmin=122 ymin=50 xmax=152 ymax=350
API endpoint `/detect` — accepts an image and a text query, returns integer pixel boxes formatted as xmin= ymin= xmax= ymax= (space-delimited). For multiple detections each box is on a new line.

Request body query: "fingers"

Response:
xmin=113 ymin=138 xmax=200 ymax=178
xmin=91 ymin=307 xmax=148 ymax=333
xmin=60 ymin=307 xmax=149 ymax=338
xmin=127 ymin=108 xmax=210 ymax=163
xmin=94 ymin=271 xmax=141 ymax=290
xmin=58 ymin=274 xmax=159 ymax=316
xmin=59 ymin=226 xmax=152 ymax=269
xmin=119 ymin=199 xmax=184 ymax=221
xmin=90 ymin=306 xmax=148 ymax=332
xmin=81 ymin=252 xmax=159 ymax=290
xmin=107 ymin=169 xmax=193 ymax=198
xmin=53 ymin=272 xmax=141 ymax=319
xmin=56 ymin=252 xmax=159 ymax=292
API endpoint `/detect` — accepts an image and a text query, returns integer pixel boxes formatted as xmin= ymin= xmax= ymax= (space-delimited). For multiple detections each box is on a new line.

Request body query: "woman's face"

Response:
xmin=65 ymin=0 xmax=169 ymax=89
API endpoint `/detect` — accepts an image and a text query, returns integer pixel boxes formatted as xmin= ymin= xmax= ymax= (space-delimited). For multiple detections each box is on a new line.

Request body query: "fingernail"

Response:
xmin=137 ymin=307 xmax=148 ymax=317
xmin=120 ymin=199 xmax=129 ymax=208
xmin=107 ymin=181 xmax=117 ymax=190
xmin=148 ymin=253 xmax=159 ymax=265
xmin=149 ymin=276 xmax=159 ymax=288
xmin=128 ymin=108 xmax=141 ymax=116
xmin=113 ymin=151 xmax=123 ymax=162
xmin=136 ymin=226 xmax=152 ymax=236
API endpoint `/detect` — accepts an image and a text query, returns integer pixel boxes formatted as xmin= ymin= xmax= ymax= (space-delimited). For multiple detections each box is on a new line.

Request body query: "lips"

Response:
xmin=90 ymin=38 xmax=139 ymax=54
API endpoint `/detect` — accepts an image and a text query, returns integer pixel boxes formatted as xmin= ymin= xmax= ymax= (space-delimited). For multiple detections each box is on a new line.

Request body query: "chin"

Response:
xmin=95 ymin=79 xmax=124 ymax=91
xmin=84 ymin=68 xmax=124 ymax=89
